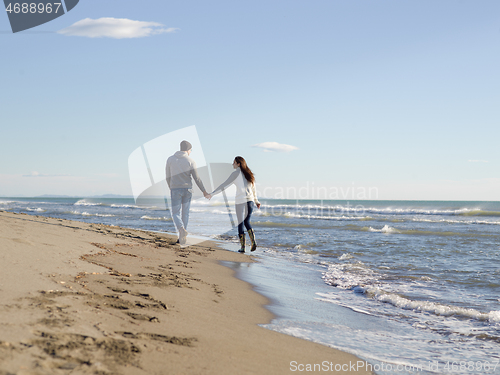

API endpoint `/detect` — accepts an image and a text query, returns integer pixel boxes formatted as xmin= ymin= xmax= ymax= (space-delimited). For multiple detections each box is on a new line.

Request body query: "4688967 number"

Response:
xmin=5 ymin=2 xmax=62 ymax=14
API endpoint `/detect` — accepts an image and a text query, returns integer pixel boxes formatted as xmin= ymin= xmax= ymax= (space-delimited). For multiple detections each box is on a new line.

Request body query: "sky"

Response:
xmin=1 ymin=0 xmax=499 ymax=201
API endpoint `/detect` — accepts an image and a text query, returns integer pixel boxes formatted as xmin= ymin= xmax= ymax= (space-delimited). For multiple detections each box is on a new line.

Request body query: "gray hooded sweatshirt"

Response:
xmin=165 ymin=151 xmax=207 ymax=192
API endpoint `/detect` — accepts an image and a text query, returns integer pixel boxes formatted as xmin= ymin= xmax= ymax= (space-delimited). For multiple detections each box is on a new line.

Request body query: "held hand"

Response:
xmin=257 ymin=203 xmax=261 ymax=209
xmin=203 ymin=192 xmax=212 ymax=200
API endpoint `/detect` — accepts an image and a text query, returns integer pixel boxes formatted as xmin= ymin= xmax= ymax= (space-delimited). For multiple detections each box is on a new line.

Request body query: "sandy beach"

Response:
xmin=0 ymin=210 xmax=372 ymax=374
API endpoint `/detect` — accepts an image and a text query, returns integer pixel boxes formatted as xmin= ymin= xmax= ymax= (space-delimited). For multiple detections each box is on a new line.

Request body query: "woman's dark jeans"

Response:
xmin=236 ymin=201 xmax=254 ymax=235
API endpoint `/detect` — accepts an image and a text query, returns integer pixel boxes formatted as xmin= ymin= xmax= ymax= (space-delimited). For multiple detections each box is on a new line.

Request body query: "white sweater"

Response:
xmin=211 ymin=168 xmax=260 ymax=205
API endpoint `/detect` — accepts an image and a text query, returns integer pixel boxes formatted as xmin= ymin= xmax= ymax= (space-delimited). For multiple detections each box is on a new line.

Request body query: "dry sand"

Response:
xmin=0 ymin=211 xmax=372 ymax=374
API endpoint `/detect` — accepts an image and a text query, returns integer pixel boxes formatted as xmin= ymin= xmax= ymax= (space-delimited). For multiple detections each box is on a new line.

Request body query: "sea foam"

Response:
xmin=367 ymin=225 xmax=400 ymax=234
xmin=74 ymin=200 xmax=103 ymax=206
xmin=364 ymin=286 xmax=500 ymax=323
xmin=140 ymin=215 xmax=172 ymax=221
xmin=26 ymin=207 xmax=45 ymax=212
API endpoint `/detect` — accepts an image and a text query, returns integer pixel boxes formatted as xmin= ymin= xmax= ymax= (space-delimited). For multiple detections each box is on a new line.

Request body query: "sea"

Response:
xmin=1 ymin=196 xmax=499 ymax=374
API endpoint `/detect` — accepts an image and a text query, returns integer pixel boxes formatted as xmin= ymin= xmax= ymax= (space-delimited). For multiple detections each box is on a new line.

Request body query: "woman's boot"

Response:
xmin=238 ymin=233 xmax=246 ymax=253
xmin=248 ymin=229 xmax=257 ymax=252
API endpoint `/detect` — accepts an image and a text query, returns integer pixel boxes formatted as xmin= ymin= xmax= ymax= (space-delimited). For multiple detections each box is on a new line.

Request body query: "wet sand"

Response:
xmin=0 ymin=211 xmax=372 ymax=374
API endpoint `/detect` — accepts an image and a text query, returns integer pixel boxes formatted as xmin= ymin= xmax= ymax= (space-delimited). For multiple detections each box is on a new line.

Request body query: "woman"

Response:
xmin=210 ymin=156 xmax=261 ymax=253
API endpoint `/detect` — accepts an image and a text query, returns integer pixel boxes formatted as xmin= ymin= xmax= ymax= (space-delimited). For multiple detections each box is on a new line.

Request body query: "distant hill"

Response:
xmin=35 ymin=194 xmax=133 ymax=199
xmin=90 ymin=194 xmax=134 ymax=198
xmin=36 ymin=194 xmax=72 ymax=198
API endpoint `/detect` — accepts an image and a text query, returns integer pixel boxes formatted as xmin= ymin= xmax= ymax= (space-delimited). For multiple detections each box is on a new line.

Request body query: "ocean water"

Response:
xmin=1 ymin=197 xmax=499 ymax=374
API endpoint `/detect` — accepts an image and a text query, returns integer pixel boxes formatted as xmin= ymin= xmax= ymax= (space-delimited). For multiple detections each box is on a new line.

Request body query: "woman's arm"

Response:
xmin=211 ymin=169 xmax=240 ymax=196
xmin=252 ymin=183 xmax=261 ymax=208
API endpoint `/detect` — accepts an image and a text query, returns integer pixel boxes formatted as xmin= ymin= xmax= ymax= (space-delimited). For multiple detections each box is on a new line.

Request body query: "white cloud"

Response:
xmin=58 ymin=18 xmax=179 ymax=39
xmin=22 ymin=171 xmax=71 ymax=178
xmin=468 ymin=160 xmax=488 ymax=163
xmin=252 ymin=142 xmax=299 ymax=153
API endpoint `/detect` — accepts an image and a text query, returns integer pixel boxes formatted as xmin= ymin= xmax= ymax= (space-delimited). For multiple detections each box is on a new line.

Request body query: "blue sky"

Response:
xmin=1 ymin=0 xmax=499 ymax=200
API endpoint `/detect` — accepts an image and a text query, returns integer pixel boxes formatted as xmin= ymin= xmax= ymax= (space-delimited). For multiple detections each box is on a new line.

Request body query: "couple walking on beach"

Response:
xmin=165 ymin=140 xmax=261 ymax=252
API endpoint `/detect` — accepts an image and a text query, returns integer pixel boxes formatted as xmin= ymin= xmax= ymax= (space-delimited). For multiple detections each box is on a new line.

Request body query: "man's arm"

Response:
xmin=190 ymin=162 xmax=207 ymax=193
xmin=165 ymin=159 xmax=171 ymax=188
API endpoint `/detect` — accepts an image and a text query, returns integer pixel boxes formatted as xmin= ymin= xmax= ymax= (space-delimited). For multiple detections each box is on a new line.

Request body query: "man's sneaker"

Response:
xmin=179 ymin=228 xmax=188 ymax=245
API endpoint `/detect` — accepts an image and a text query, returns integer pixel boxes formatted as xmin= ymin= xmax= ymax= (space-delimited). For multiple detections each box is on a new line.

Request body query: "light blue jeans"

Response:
xmin=170 ymin=188 xmax=192 ymax=232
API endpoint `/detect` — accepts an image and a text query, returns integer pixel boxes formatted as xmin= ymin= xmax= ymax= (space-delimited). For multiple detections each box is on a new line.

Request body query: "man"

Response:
xmin=165 ymin=140 xmax=210 ymax=245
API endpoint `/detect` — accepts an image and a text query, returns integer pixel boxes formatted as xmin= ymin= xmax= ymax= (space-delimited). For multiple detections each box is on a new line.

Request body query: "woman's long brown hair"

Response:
xmin=234 ymin=156 xmax=255 ymax=184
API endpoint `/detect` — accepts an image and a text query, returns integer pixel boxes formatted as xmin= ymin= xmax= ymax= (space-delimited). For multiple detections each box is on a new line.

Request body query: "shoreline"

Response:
xmin=0 ymin=211 xmax=372 ymax=374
